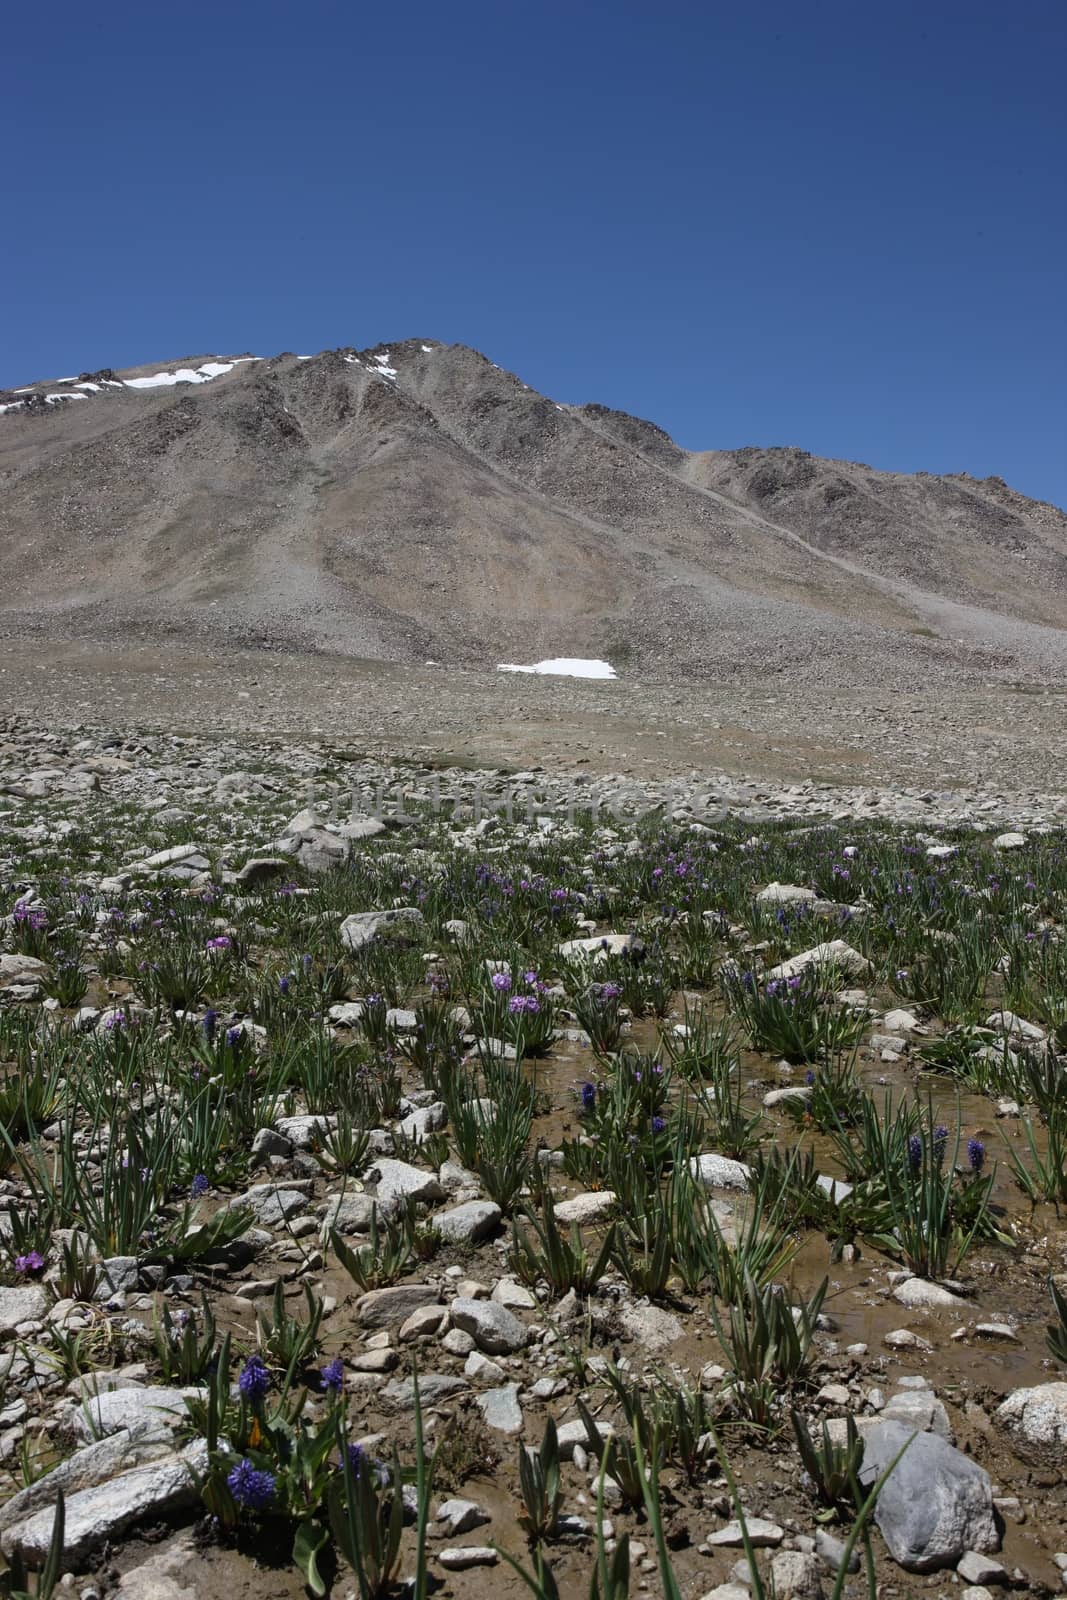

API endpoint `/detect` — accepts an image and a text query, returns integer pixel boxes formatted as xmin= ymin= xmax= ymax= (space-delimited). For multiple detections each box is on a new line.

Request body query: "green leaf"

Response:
xmin=293 ymin=1515 xmax=329 ymax=1599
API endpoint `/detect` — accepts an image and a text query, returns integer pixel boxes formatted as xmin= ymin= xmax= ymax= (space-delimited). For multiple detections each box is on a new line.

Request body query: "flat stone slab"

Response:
xmin=708 ymin=1518 xmax=785 ymax=1548
xmin=3 ymin=1442 xmax=207 ymax=1569
xmin=71 ymin=1386 xmax=203 ymax=1446
xmin=476 ymin=1383 xmax=524 ymax=1434
xmin=765 ymin=940 xmax=870 ymax=981
xmin=340 ymin=908 xmax=425 ymax=953
xmin=358 ymin=1285 xmax=441 ymax=1329
xmin=382 ymin=1373 xmax=468 ymax=1408
xmin=892 ymin=1278 xmax=967 ymax=1310
xmin=553 ymin=1190 xmax=618 ymax=1224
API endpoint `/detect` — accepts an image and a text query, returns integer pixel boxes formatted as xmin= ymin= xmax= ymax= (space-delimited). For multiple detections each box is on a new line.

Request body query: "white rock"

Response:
xmin=464 ymin=1351 xmax=506 ymax=1384
xmin=858 ymin=1421 xmax=998 ymax=1571
xmin=476 ymin=1382 xmax=524 ymax=1434
xmin=438 ymin=1545 xmax=498 ymax=1569
xmin=764 ymin=941 xmax=870 ymax=981
xmin=757 ymin=883 xmax=818 ymax=904
xmin=0 ymin=1287 xmax=48 ymax=1334
xmin=0 ymin=954 xmax=49 ymax=986
xmin=2 ymin=1442 xmax=207 ymax=1567
xmin=984 ymin=1011 xmax=1046 ymax=1042
xmin=690 ymin=1152 xmax=751 ymax=1191
xmin=436 ymin=1497 xmax=489 ymax=1536
xmin=398 ymin=1304 xmax=449 ymax=1342
xmin=491 ymin=1279 xmax=537 ymax=1310
xmin=369 ymin=1158 xmax=445 ymax=1206
xmin=339 ymin=907 xmax=425 ymax=953
xmin=771 ymin=1550 xmax=824 ymax=1599
xmin=708 ymin=1517 xmax=784 ymax=1548
xmin=763 ymin=1086 xmax=812 ymax=1108
xmin=71 ymin=1386 xmax=202 ymax=1446
xmin=553 ymin=1191 xmax=618 ymax=1224
xmin=557 ymin=933 xmax=638 ymax=961
xmin=884 ymin=1328 xmax=934 ymax=1351
xmin=556 ymin=1417 xmax=615 ymax=1459
xmin=892 ymin=1278 xmax=967 ymax=1310
xmin=995 ymin=1382 xmax=1067 ymax=1450
xmin=883 ymin=1008 xmax=920 ymax=1033
xmin=619 ymin=1300 xmax=684 ymax=1352
xmin=958 ymin=1551 xmax=1008 ymax=1585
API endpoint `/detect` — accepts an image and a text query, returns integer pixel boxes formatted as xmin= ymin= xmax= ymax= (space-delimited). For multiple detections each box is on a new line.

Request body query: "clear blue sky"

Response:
xmin=4 ymin=0 xmax=1065 ymax=506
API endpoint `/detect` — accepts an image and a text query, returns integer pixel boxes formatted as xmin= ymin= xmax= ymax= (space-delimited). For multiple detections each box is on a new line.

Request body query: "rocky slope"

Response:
xmin=1 ymin=341 xmax=1065 ymax=685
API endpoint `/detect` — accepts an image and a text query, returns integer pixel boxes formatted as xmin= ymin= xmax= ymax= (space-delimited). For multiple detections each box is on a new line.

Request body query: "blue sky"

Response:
xmin=4 ymin=0 xmax=1065 ymax=506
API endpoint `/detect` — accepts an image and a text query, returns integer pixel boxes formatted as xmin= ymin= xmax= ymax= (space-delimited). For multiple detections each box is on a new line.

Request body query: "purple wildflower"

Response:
xmin=238 ymin=1354 xmax=270 ymax=1402
xmin=320 ymin=1358 xmax=345 ymax=1394
xmin=191 ymin=1173 xmax=210 ymax=1199
xmin=651 ymin=1115 xmax=667 ymax=1135
xmin=907 ymin=1134 xmax=923 ymax=1172
xmin=15 ymin=1251 xmax=44 ymax=1276
xmin=967 ymin=1137 xmax=985 ymax=1173
xmin=580 ymin=1082 xmax=596 ymax=1112
xmin=227 ymin=1458 xmax=275 ymax=1510
xmin=490 ymin=971 xmax=512 ymax=993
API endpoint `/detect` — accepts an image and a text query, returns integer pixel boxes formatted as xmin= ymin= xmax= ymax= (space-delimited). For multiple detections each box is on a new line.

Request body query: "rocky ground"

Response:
xmin=0 ymin=710 xmax=1064 ymax=1600
xmin=2 ymin=641 xmax=1067 ymax=799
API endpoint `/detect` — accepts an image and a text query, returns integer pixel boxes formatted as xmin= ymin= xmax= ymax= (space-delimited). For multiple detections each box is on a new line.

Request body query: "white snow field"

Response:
xmin=496 ymin=658 xmax=617 ymax=679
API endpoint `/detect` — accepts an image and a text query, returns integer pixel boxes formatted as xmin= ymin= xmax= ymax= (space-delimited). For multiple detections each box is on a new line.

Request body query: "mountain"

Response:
xmin=1 ymin=340 xmax=1065 ymax=686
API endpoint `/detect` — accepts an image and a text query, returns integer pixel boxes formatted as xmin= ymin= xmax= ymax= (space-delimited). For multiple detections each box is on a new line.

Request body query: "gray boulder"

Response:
xmin=859 ymin=1421 xmax=999 ymax=1571
xmin=71 ymin=1386 xmax=203 ymax=1446
xmin=382 ymin=1373 xmax=467 ymax=1408
xmin=2 ymin=1442 xmax=207 ymax=1569
xmin=994 ymin=1382 xmax=1067 ymax=1458
xmin=881 ymin=1388 xmax=954 ymax=1442
xmin=433 ymin=1201 xmax=502 ymax=1245
xmin=370 ymin=1157 xmax=445 ymax=1206
xmin=0 ymin=1285 xmax=48 ymax=1334
xmin=0 ymin=954 xmax=49 ymax=987
xmin=0 ymin=1430 xmax=172 ymax=1532
xmin=339 ymin=907 xmax=425 ymax=953
xmin=235 ymin=856 xmax=289 ymax=886
xmin=450 ymin=1296 xmax=528 ymax=1355
xmin=358 ymin=1285 xmax=441 ymax=1329
xmin=324 ymin=1192 xmax=383 ymax=1233
xmin=619 ymin=1299 xmax=684 ymax=1353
